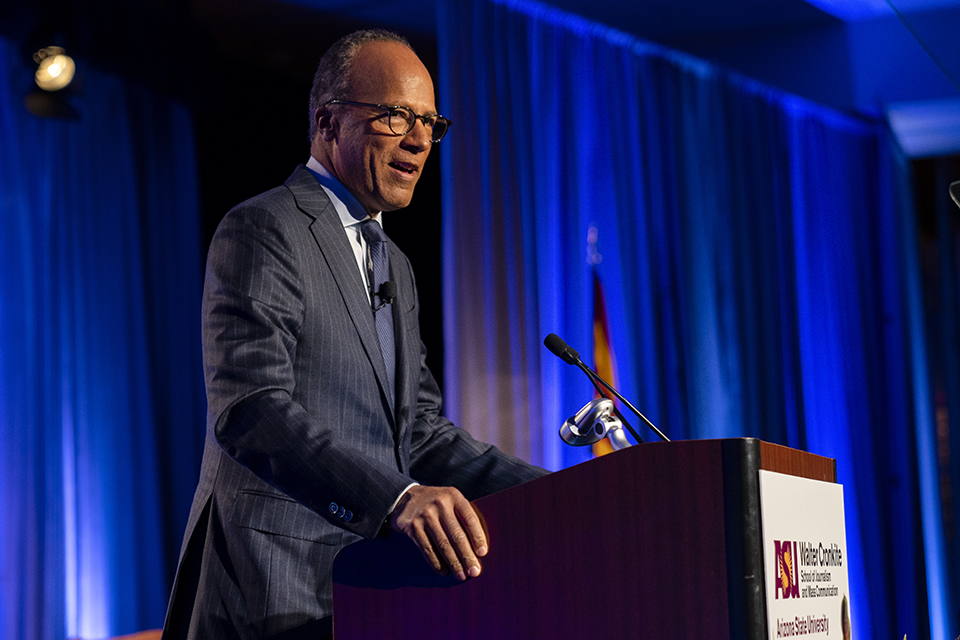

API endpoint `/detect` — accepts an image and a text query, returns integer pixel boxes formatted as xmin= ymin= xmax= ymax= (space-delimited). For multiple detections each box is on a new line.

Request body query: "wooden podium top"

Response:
xmin=758 ymin=439 xmax=834 ymax=481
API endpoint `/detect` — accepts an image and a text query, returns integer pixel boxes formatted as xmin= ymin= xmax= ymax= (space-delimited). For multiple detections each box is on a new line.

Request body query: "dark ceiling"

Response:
xmin=2 ymin=0 xmax=958 ymax=153
xmin=268 ymin=0 xmax=960 ymax=156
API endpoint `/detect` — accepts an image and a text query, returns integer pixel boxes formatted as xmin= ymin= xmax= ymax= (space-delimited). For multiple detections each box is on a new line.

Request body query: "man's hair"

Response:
xmin=308 ymin=29 xmax=414 ymax=142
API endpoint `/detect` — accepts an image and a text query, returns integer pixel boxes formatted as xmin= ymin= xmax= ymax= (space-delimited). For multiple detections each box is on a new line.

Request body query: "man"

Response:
xmin=162 ymin=29 xmax=548 ymax=639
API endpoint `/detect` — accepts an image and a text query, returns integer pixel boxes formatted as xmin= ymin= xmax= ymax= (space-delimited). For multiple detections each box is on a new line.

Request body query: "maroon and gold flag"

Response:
xmin=592 ymin=271 xmax=617 ymax=457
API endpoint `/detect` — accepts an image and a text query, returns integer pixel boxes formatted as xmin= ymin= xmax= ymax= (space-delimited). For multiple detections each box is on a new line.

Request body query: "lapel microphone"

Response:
xmin=373 ymin=281 xmax=397 ymax=312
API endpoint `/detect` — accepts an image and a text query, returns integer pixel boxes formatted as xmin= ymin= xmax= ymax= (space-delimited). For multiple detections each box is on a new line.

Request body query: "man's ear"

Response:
xmin=316 ymin=106 xmax=336 ymax=142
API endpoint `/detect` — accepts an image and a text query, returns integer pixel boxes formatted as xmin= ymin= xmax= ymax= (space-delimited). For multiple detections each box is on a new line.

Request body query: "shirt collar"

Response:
xmin=305 ymin=155 xmax=382 ymax=230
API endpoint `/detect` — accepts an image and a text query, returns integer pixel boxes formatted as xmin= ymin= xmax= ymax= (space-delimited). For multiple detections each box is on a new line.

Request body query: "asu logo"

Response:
xmin=775 ymin=540 xmax=800 ymax=599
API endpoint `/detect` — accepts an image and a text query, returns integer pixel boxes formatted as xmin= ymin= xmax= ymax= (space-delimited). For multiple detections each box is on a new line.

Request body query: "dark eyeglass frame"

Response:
xmin=324 ymin=99 xmax=452 ymax=143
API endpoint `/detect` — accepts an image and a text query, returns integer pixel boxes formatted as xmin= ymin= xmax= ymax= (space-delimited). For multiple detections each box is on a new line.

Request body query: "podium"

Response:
xmin=332 ymin=438 xmax=836 ymax=639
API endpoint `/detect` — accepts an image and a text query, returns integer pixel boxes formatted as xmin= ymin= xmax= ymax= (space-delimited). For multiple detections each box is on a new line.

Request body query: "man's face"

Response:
xmin=315 ymin=41 xmax=436 ymax=215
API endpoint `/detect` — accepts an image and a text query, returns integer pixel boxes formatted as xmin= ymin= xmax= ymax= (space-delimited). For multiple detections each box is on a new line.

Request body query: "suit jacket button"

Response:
xmin=344 ymin=510 xmax=353 ymax=522
xmin=328 ymin=502 xmax=338 ymax=515
xmin=337 ymin=506 xmax=346 ymax=518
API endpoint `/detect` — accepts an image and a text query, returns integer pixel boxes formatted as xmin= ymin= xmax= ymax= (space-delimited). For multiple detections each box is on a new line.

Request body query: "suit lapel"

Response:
xmin=284 ymin=166 xmax=396 ymax=422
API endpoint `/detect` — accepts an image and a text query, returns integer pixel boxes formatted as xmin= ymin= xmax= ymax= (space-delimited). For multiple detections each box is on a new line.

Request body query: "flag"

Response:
xmin=592 ymin=270 xmax=617 ymax=457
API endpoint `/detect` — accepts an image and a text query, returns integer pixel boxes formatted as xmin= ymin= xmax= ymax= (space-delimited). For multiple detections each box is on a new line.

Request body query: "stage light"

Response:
xmin=34 ymin=46 xmax=75 ymax=91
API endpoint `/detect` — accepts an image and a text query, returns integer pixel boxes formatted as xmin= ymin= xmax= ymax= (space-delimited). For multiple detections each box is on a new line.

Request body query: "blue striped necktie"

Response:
xmin=360 ymin=219 xmax=395 ymax=403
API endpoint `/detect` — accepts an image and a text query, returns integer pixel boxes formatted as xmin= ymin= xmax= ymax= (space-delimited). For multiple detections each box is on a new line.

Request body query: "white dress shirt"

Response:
xmin=306 ymin=155 xmax=382 ymax=305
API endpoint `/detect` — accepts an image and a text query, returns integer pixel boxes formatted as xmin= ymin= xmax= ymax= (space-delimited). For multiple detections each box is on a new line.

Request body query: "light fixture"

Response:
xmin=33 ymin=46 xmax=75 ymax=92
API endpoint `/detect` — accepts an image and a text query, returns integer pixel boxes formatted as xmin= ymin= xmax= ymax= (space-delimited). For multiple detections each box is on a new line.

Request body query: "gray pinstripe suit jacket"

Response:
xmin=162 ymin=166 xmax=548 ymax=639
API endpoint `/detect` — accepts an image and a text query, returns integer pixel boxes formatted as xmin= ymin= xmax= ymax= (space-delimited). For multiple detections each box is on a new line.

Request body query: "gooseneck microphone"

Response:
xmin=544 ymin=333 xmax=670 ymax=443
xmin=373 ymin=281 xmax=397 ymax=312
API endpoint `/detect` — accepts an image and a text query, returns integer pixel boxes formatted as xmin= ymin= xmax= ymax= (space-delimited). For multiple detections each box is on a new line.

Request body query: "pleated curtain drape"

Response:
xmin=0 ymin=37 xmax=205 ymax=639
xmin=436 ymin=1 xmax=953 ymax=638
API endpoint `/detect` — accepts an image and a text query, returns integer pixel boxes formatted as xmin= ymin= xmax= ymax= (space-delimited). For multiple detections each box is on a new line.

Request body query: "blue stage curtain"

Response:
xmin=0 ymin=37 xmax=205 ymax=639
xmin=437 ymin=1 xmax=951 ymax=638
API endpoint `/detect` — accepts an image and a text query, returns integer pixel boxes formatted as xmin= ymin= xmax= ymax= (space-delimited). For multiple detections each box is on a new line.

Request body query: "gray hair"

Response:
xmin=308 ymin=29 xmax=414 ymax=142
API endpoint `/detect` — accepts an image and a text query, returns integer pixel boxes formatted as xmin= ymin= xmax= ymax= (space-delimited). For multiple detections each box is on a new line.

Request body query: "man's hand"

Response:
xmin=389 ymin=485 xmax=487 ymax=581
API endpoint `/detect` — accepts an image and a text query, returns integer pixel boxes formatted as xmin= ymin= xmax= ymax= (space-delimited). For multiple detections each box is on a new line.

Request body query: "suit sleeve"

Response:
xmin=406 ymin=353 xmax=551 ymax=500
xmin=202 ymin=203 xmax=413 ymax=540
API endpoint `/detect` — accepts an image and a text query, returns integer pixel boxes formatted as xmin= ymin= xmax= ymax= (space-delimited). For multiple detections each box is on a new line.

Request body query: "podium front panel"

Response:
xmin=333 ymin=438 xmax=835 ymax=640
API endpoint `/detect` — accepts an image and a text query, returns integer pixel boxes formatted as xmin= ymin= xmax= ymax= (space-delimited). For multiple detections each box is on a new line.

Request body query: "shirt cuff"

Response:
xmin=387 ymin=482 xmax=420 ymax=517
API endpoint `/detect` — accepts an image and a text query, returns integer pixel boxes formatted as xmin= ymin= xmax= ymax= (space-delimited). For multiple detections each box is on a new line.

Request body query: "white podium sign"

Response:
xmin=759 ymin=470 xmax=851 ymax=640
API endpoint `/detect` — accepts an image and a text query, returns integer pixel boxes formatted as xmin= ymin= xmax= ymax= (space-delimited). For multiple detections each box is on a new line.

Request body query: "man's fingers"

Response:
xmin=431 ymin=520 xmax=470 ymax=580
xmin=419 ymin=496 xmax=475 ymax=580
xmin=439 ymin=502 xmax=485 ymax=578
xmin=409 ymin=521 xmax=445 ymax=574
xmin=455 ymin=497 xmax=488 ymax=557
xmin=390 ymin=485 xmax=487 ymax=580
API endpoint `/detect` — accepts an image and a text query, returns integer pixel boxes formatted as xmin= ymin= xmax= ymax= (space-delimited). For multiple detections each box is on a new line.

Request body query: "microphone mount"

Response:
xmin=559 ymin=398 xmax=632 ymax=450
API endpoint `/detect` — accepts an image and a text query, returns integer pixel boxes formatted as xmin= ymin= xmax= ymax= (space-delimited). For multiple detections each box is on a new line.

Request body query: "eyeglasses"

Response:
xmin=325 ymin=100 xmax=452 ymax=143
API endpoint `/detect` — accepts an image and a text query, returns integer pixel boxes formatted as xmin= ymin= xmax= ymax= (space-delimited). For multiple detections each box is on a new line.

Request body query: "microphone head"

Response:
xmin=543 ymin=333 xmax=580 ymax=365
xmin=378 ymin=281 xmax=398 ymax=303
